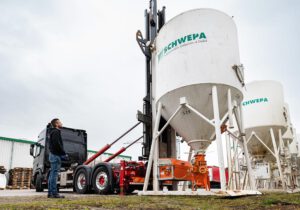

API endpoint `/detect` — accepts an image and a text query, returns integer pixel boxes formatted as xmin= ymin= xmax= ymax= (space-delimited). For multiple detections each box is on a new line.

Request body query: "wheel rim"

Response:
xmin=77 ymin=173 xmax=86 ymax=190
xmin=95 ymin=171 xmax=108 ymax=190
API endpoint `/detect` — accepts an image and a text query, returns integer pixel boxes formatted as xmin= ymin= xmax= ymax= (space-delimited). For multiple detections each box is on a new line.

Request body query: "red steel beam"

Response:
xmin=83 ymin=122 xmax=141 ymax=165
xmin=104 ymin=136 xmax=143 ymax=162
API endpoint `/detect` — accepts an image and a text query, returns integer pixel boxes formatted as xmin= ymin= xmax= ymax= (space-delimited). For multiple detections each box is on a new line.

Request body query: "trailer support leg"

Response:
xmin=120 ymin=160 xmax=125 ymax=195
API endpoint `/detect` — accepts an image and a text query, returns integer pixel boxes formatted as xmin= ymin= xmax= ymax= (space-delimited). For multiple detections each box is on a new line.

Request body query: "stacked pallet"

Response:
xmin=0 ymin=166 xmax=6 ymax=174
xmin=7 ymin=167 xmax=32 ymax=189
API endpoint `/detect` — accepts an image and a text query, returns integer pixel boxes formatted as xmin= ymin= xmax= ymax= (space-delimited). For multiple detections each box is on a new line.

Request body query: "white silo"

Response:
xmin=243 ymin=80 xmax=290 ymax=188
xmin=154 ymin=9 xmax=243 ymax=153
xmin=243 ymin=81 xmax=286 ymax=159
xmin=143 ymin=9 xmax=254 ymax=192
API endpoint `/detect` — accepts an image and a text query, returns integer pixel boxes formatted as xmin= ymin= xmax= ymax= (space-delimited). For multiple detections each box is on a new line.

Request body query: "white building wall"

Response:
xmin=0 ymin=140 xmax=13 ymax=169
xmin=11 ymin=142 xmax=33 ymax=168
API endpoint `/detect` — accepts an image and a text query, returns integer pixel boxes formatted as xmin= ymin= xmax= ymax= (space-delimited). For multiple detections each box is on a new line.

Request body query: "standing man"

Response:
xmin=48 ymin=118 xmax=68 ymax=198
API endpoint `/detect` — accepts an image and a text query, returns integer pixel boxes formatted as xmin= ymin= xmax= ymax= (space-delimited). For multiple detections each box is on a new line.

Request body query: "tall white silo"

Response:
xmin=243 ymin=80 xmax=288 ymax=187
xmin=154 ymin=9 xmax=243 ymax=152
xmin=143 ymin=9 xmax=254 ymax=192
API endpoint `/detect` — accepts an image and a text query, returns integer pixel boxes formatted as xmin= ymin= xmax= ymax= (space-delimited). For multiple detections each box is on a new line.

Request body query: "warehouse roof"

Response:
xmin=0 ymin=136 xmax=36 ymax=144
xmin=0 ymin=136 xmax=131 ymax=160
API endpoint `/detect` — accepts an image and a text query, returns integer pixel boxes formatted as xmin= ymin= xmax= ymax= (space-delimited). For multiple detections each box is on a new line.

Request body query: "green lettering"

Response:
xmin=158 ymin=51 xmax=164 ymax=61
xmin=242 ymin=97 xmax=269 ymax=106
xmin=171 ymin=40 xmax=177 ymax=48
xmin=178 ymin=36 xmax=187 ymax=44
xmin=158 ymin=32 xmax=207 ymax=63
xmin=164 ymin=46 xmax=168 ymax=54
xmin=200 ymin=32 xmax=206 ymax=39
xmin=193 ymin=33 xmax=199 ymax=40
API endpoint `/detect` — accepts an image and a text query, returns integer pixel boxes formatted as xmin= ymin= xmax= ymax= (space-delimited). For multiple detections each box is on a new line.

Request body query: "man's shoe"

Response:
xmin=48 ymin=194 xmax=65 ymax=199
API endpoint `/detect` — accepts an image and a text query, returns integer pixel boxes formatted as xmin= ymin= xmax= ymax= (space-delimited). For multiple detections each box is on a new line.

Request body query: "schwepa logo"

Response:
xmin=242 ymin=98 xmax=269 ymax=106
xmin=158 ymin=32 xmax=207 ymax=62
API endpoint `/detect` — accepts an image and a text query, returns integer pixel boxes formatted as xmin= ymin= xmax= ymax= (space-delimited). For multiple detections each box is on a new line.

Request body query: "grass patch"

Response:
xmin=0 ymin=192 xmax=299 ymax=209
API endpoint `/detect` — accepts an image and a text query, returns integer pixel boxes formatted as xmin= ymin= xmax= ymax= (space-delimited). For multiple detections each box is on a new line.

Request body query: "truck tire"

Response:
xmin=35 ymin=174 xmax=44 ymax=192
xmin=92 ymin=167 xmax=111 ymax=194
xmin=74 ymin=169 xmax=89 ymax=194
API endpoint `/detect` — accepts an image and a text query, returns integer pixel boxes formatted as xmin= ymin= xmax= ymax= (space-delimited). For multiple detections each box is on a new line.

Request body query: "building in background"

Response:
xmin=0 ymin=136 xmax=131 ymax=171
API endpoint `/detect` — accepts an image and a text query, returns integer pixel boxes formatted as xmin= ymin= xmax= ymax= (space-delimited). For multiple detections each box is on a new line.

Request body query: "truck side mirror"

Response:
xmin=36 ymin=143 xmax=42 ymax=157
xmin=30 ymin=144 xmax=34 ymax=156
xmin=30 ymin=143 xmax=42 ymax=158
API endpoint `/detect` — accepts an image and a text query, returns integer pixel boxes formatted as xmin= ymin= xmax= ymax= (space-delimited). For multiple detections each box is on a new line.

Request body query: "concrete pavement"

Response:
xmin=0 ymin=189 xmax=94 ymax=197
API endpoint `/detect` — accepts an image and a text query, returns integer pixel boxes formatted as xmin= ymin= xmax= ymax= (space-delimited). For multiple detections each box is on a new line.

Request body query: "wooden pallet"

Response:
xmin=6 ymin=186 xmax=30 ymax=190
xmin=8 ymin=168 xmax=33 ymax=189
xmin=6 ymin=185 xmax=20 ymax=190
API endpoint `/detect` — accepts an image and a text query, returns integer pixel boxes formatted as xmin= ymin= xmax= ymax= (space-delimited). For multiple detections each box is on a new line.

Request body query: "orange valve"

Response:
xmin=199 ymin=166 xmax=207 ymax=174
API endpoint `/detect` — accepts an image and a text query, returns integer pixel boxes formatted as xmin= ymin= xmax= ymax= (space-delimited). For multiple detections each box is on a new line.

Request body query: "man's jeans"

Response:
xmin=48 ymin=153 xmax=61 ymax=195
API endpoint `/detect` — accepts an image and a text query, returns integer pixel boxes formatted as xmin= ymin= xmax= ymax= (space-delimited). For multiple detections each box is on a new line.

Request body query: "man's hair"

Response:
xmin=51 ymin=118 xmax=59 ymax=128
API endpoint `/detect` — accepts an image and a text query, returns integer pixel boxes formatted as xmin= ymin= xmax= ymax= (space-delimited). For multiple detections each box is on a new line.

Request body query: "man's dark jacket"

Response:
xmin=49 ymin=128 xmax=66 ymax=156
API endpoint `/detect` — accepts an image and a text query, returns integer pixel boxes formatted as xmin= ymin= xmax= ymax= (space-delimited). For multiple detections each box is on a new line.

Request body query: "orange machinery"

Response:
xmin=158 ymin=154 xmax=210 ymax=190
xmin=155 ymin=125 xmax=228 ymax=191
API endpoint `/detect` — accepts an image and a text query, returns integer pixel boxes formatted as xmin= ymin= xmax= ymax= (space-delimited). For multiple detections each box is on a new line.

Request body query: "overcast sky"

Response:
xmin=0 ymin=0 xmax=299 ymax=164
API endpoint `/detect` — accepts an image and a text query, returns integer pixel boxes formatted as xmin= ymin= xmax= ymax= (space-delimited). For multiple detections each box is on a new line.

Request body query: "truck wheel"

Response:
xmin=35 ymin=174 xmax=44 ymax=192
xmin=74 ymin=169 xmax=89 ymax=194
xmin=92 ymin=167 xmax=111 ymax=194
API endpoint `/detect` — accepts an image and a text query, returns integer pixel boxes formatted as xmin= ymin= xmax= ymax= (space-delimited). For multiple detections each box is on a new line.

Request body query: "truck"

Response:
xmin=30 ymin=122 xmax=153 ymax=194
xmin=30 ymin=124 xmax=87 ymax=192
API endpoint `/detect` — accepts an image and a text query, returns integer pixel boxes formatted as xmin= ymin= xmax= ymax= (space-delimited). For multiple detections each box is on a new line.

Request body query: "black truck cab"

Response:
xmin=30 ymin=125 xmax=87 ymax=192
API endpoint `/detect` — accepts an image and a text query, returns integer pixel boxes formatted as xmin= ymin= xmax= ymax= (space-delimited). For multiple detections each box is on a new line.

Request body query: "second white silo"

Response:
xmin=243 ymin=80 xmax=288 ymax=188
xmin=243 ymin=80 xmax=286 ymax=158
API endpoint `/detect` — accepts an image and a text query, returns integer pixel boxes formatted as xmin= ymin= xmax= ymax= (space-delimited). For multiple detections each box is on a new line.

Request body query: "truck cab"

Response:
xmin=30 ymin=124 xmax=87 ymax=192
